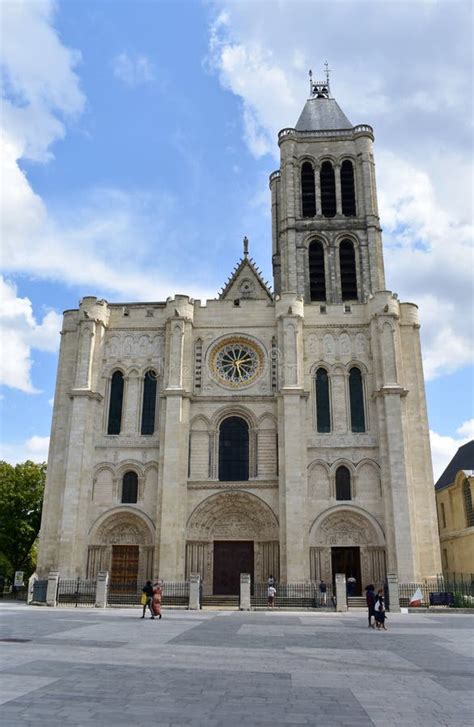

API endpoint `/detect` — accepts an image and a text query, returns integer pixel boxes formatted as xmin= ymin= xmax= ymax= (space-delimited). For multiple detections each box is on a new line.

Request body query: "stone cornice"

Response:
xmin=439 ymin=526 xmax=474 ymax=542
xmin=372 ymin=385 xmax=408 ymax=398
xmin=187 ymin=480 xmax=278 ymax=490
xmin=69 ymin=389 xmax=103 ymax=401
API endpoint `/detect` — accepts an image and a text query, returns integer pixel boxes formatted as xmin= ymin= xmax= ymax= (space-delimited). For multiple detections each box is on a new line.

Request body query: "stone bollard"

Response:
xmin=335 ymin=573 xmax=348 ymax=612
xmin=188 ymin=573 xmax=200 ymax=610
xmin=46 ymin=571 xmax=59 ymax=607
xmin=95 ymin=571 xmax=109 ymax=608
xmin=27 ymin=572 xmax=38 ymax=604
xmin=387 ymin=573 xmax=401 ymax=613
xmin=240 ymin=573 xmax=251 ymax=611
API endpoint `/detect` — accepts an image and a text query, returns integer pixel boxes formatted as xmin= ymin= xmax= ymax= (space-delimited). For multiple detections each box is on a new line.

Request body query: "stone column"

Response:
xmin=335 ymin=573 xmax=347 ymax=612
xmin=27 ymin=572 xmax=38 ymax=604
xmin=122 ymin=371 xmax=140 ymax=434
xmin=240 ymin=573 xmax=251 ymax=611
xmin=189 ymin=573 xmax=200 ymax=610
xmin=95 ymin=571 xmax=109 ymax=608
xmin=46 ymin=571 xmax=59 ymax=607
xmin=314 ymin=165 xmax=321 ymax=216
xmin=387 ymin=573 xmax=401 ymax=613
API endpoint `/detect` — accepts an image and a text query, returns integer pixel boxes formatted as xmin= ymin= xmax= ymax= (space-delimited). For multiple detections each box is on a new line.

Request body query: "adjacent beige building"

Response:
xmin=38 ymin=77 xmax=441 ymax=595
xmin=435 ymin=441 xmax=474 ymax=576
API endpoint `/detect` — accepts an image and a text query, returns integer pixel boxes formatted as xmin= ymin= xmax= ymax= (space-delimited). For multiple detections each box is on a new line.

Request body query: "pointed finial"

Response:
xmin=309 ymin=68 xmax=313 ymax=96
xmin=243 ymin=235 xmax=249 ymax=257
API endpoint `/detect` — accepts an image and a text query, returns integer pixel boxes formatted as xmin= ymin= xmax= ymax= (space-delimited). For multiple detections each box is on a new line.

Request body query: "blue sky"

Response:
xmin=0 ymin=0 xmax=472 ymax=479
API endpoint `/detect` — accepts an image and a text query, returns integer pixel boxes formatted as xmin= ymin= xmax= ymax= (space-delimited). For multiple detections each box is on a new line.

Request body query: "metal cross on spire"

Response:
xmin=324 ymin=60 xmax=331 ymax=87
xmin=308 ymin=63 xmax=331 ymax=99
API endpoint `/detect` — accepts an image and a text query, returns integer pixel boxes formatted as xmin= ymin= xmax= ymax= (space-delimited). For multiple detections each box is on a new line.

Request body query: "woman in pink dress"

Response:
xmin=152 ymin=581 xmax=162 ymax=619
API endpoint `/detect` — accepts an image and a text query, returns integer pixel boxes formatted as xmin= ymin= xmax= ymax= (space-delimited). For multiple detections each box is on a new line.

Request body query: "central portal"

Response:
xmin=331 ymin=546 xmax=361 ymax=596
xmin=213 ymin=541 xmax=254 ymax=594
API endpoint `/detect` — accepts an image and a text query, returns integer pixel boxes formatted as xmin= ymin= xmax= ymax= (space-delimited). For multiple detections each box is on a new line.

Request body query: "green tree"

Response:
xmin=0 ymin=460 xmax=46 ymax=579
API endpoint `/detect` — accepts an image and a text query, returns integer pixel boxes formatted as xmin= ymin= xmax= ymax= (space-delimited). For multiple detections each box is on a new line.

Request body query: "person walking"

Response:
xmin=152 ymin=581 xmax=163 ymax=619
xmin=319 ymin=579 xmax=327 ymax=606
xmin=141 ymin=580 xmax=154 ymax=619
xmin=374 ymin=588 xmax=387 ymax=630
xmin=365 ymin=584 xmax=376 ymax=628
xmin=267 ymin=584 xmax=276 ymax=608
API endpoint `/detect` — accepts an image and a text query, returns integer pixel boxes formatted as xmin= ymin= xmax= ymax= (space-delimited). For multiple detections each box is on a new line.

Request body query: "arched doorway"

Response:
xmin=186 ymin=491 xmax=279 ymax=595
xmin=309 ymin=507 xmax=386 ymax=594
xmin=87 ymin=511 xmax=154 ymax=588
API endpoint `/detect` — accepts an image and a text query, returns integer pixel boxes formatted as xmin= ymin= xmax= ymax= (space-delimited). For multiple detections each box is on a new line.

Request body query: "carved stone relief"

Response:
xmin=323 ymin=334 xmax=335 ymax=357
xmin=94 ymin=513 xmax=153 ymax=546
xmin=105 ymin=333 xmax=164 ymax=361
xmin=187 ymin=492 xmax=278 ymax=542
xmin=338 ymin=333 xmax=351 ymax=357
xmin=313 ymin=511 xmax=378 ymax=548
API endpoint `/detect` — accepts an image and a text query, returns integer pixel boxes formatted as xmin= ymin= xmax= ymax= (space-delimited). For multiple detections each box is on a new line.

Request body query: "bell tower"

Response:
xmin=270 ymin=67 xmax=385 ymax=302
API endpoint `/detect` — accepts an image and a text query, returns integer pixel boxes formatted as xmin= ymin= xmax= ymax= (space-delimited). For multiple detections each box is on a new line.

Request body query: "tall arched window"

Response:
xmin=122 ymin=471 xmax=138 ymax=503
xmin=315 ymin=368 xmax=331 ymax=433
xmin=219 ymin=416 xmax=249 ymax=481
xmin=107 ymin=371 xmax=124 ymax=435
xmin=301 ymin=162 xmax=316 ymax=217
xmin=339 ymin=239 xmax=358 ymax=300
xmin=340 ymin=160 xmax=356 ymax=216
xmin=349 ymin=367 xmax=366 ymax=433
xmin=141 ymin=370 xmax=157 ymax=435
xmin=463 ymin=479 xmax=474 ymax=527
xmin=309 ymin=241 xmax=326 ymax=301
xmin=335 ymin=466 xmax=351 ymax=500
xmin=320 ymin=161 xmax=336 ymax=217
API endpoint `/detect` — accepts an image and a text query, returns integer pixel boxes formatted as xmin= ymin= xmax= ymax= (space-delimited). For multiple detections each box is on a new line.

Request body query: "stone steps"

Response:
xmin=347 ymin=597 xmax=367 ymax=608
xmin=202 ymin=595 xmax=240 ymax=608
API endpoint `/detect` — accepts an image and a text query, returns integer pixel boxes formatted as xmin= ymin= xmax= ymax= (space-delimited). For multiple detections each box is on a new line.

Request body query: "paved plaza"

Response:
xmin=0 ymin=603 xmax=472 ymax=726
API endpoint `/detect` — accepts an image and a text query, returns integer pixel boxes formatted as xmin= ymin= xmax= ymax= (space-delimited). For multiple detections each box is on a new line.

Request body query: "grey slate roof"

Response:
xmin=295 ymin=97 xmax=353 ymax=131
xmin=435 ymin=440 xmax=474 ymax=491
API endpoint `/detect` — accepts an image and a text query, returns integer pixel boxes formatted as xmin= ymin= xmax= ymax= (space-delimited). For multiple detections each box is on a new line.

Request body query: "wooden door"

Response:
xmin=111 ymin=545 xmax=139 ymax=588
xmin=213 ymin=541 xmax=254 ymax=595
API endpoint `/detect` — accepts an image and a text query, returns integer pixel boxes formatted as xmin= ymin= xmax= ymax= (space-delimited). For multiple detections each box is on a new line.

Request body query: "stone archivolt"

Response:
xmin=311 ymin=508 xmax=383 ymax=548
xmin=187 ymin=491 xmax=278 ymax=542
xmin=93 ymin=511 xmax=153 ymax=546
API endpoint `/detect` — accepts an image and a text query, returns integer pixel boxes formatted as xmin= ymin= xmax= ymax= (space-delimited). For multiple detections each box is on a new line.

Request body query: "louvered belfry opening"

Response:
xmin=340 ymin=160 xmax=356 ymax=216
xmin=107 ymin=371 xmax=124 ymax=435
xmin=309 ymin=241 xmax=326 ymax=301
xmin=301 ymin=161 xmax=316 ymax=217
xmin=339 ymin=239 xmax=358 ymax=300
xmin=320 ymin=161 xmax=336 ymax=217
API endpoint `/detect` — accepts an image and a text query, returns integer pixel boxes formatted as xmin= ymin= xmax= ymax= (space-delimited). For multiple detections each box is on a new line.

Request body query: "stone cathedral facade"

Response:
xmin=38 ymin=78 xmax=441 ymax=595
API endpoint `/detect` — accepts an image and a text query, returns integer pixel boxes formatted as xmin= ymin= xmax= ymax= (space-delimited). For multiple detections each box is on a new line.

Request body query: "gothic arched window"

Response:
xmin=309 ymin=241 xmax=326 ymax=302
xmin=301 ymin=162 xmax=316 ymax=217
xmin=122 ymin=471 xmax=138 ymax=503
xmin=341 ymin=160 xmax=356 ymax=216
xmin=141 ymin=370 xmax=157 ymax=435
xmin=320 ymin=161 xmax=336 ymax=217
xmin=107 ymin=371 xmax=124 ymax=435
xmin=315 ymin=368 xmax=331 ymax=433
xmin=335 ymin=466 xmax=351 ymax=500
xmin=219 ymin=416 xmax=249 ymax=481
xmin=339 ymin=239 xmax=358 ymax=300
xmin=463 ymin=479 xmax=474 ymax=527
xmin=349 ymin=367 xmax=366 ymax=433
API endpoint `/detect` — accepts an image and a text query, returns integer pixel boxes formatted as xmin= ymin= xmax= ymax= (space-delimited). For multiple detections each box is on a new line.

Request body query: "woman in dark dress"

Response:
xmin=374 ymin=588 xmax=387 ymax=630
xmin=365 ymin=584 xmax=376 ymax=628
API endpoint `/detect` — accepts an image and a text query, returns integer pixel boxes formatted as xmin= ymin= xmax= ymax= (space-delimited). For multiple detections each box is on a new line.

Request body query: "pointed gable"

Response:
xmin=219 ymin=256 xmax=273 ymax=302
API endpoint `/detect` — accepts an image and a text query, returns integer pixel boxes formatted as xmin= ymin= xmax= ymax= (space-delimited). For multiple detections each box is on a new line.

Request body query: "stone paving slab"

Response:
xmin=0 ymin=603 xmax=472 ymax=726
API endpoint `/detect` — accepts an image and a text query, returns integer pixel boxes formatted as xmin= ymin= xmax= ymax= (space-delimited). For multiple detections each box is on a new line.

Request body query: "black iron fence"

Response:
xmin=251 ymin=582 xmax=334 ymax=609
xmin=399 ymin=575 xmax=474 ymax=608
xmin=107 ymin=581 xmax=190 ymax=607
xmin=32 ymin=579 xmax=48 ymax=603
xmin=57 ymin=578 xmax=95 ymax=606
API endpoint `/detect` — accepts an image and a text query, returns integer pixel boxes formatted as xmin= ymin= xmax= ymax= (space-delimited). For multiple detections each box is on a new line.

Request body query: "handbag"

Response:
xmin=140 ymin=593 xmax=148 ymax=606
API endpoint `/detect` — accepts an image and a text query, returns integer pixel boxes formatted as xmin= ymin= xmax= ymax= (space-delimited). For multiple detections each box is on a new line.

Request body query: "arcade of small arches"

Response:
xmin=300 ymin=158 xmax=356 ymax=219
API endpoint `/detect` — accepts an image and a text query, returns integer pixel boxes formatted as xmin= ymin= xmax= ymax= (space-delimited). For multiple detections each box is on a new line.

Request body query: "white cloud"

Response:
xmin=0 ymin=276 xmax=62 ymax=393
xmin=207 ymin=1 xmax=473 ymax=381
xmin=0 ymin=435 xmax=50 ymax=465
xmin=112 ymin=52 xmax=155 ymax=86
xmin=430 ymin=420 xmax=474 ymax=482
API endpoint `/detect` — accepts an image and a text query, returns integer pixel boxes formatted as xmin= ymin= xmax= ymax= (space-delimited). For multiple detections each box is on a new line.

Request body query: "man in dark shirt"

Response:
xmin=141 ymin=580 xmax=154 ymax=619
